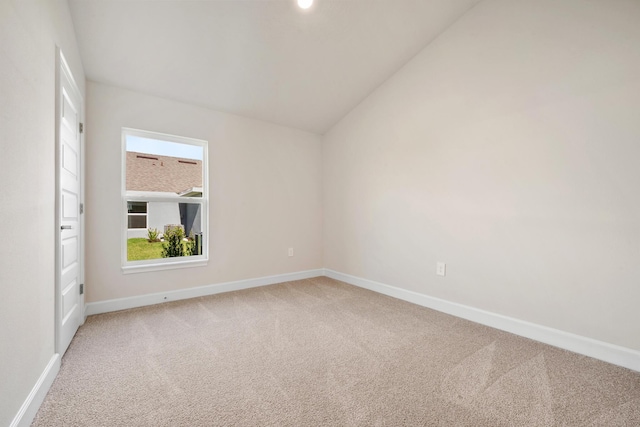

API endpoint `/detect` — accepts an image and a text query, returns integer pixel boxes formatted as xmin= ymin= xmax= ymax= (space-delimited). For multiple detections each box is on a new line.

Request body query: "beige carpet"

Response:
xmin=33 ymin=277 xmax=640 ymax=426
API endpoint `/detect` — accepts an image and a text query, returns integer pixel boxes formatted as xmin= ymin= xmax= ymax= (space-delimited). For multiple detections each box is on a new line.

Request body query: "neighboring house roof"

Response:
xmin=126 ymin=151 xmax=202 ymax=194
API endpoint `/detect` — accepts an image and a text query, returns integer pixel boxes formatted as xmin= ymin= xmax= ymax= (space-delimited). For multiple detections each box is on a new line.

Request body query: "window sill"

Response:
xmin=122 ymin=258 xmax=208 ymax=275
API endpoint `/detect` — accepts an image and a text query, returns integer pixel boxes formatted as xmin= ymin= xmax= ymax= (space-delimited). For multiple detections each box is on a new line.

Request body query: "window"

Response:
xmin=122 ymin=128 xmax=208 ymax=273
xmin=127 ymin=202 xmax=148 ymax=229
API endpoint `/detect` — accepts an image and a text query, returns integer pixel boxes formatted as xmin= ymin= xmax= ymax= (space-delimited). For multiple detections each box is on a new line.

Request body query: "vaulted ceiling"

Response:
xmin=68 ymin=0 xmax=480 ymax=134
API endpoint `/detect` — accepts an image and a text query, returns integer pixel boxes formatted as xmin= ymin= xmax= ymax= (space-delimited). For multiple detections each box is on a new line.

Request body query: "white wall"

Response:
xmin=323 ymin=0 xmax=640 ymax=351
xmin=85 ymin=82 xmax=323 ymax=302
xmin=0 ymin=0 xmax=85 ymax=425
xmin=147 ymin=202 xmax=181 ymax=236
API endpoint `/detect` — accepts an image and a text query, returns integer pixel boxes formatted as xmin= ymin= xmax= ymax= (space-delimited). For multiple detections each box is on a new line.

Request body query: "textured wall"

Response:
xmin=323 ymin=0 xmax=640 ymax=351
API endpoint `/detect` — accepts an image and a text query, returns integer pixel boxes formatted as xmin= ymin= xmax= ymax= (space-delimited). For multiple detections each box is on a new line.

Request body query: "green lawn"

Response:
xmin=127 ymin=238 xmax=195 ymax=261
xmin=127 ymin=238 xmax=164 ymax=261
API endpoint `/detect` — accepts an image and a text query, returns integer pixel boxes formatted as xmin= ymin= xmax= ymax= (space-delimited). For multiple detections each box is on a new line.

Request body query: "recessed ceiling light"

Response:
xmin=298 ymin=0 xmax=313 ymax=10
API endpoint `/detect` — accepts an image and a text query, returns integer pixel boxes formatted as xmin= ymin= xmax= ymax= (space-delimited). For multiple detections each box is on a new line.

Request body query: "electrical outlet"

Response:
xmin=288 ymin=248 xmax=294 ymax=257
xmin=436 ymin=262 xmax=446 ymax=277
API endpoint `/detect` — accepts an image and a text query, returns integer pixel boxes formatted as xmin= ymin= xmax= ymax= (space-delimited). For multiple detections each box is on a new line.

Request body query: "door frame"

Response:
xmin=55 ymin=47 xmax=85 ymax=356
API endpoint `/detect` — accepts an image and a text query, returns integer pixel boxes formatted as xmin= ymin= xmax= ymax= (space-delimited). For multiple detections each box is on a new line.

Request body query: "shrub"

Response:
xmin=161 ymin=226 xmax=186 ymax=258
xmin=186 ymin=232 xmax=198 ymax=256
xmin=147 ymin=228 xmax=160 ymax=242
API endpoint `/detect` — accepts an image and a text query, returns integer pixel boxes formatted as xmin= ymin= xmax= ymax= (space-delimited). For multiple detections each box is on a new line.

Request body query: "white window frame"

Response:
xmin=121 ymin=127 xmax=209 ymax=274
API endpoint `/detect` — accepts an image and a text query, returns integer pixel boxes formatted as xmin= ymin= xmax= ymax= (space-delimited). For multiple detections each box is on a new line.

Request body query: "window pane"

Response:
xmin=126 ymin=201 xmax=203 ymax=261
xmin=127 ymin=201 xmax=147 ymax=214
xmin=125 ymin=136 xmax=203 ymax=198
xmin=123 ymin=128 xmax=207 ymax=268
xmin=128 ymin=215 xmax=147 ymax=229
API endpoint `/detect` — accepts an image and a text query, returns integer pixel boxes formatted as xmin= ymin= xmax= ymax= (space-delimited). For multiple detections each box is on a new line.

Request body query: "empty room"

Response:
xmin=2 ymin=0 xmax=640 ymax=425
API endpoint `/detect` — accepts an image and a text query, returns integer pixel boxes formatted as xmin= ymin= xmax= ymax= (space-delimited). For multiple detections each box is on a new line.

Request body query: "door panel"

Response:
xmin=62 ymin=191 xmax=78 ymax=219
xmin=62 ymin=237 xmax=78 ymax=268
xmin=62 ymin=92 xmax=77 ymax=131
xmin=62 ymin=280 xmax=78 ymax=320
xmin=62 ymin=144 xmax=78 ymax=176
xmin=57 ymin=51 xmax=83 ymax=357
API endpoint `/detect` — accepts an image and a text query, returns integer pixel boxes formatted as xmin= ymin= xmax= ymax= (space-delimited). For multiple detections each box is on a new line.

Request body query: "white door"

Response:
xmin=57 ymin=50 xmax=84 ymax=356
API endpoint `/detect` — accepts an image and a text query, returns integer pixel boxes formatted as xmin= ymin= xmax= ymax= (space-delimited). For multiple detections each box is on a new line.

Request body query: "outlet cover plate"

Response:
xmin=436 ymin=262 xmax=446 ymax=277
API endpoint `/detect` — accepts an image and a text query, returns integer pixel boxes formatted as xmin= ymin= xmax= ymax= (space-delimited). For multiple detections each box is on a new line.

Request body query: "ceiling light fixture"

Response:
xmin=298 ymin=0 xmax=313 ymax=10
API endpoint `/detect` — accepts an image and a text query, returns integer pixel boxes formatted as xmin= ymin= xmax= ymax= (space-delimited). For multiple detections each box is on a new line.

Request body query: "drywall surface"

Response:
xmin=323 ymin=0 xmax=640 ymax=351
xmin=0 ymin=0 xmax=85 ymax=425
xmin=85 ymin=82 xmax=322 ymax=302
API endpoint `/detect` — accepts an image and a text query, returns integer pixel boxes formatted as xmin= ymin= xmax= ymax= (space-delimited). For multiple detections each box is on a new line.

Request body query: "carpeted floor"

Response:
xmin=33 ymin=277 xmax=640 ymax=426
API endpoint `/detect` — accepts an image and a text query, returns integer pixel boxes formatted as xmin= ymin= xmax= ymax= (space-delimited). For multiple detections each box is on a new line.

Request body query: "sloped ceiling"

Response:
xmin=69 ymin=0 xmax=480 ymax=134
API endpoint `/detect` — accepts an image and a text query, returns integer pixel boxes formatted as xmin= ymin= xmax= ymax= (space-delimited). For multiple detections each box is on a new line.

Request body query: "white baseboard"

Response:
xmin=85 ymin=269 xmax=325 ymax=316
xmin=10 ymin=353 xmax=60 ymax=427
xmin=83 ymin=267 xmax=640 ymax=372
xmin=325 ymin=269 xmax=640 ymax=372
